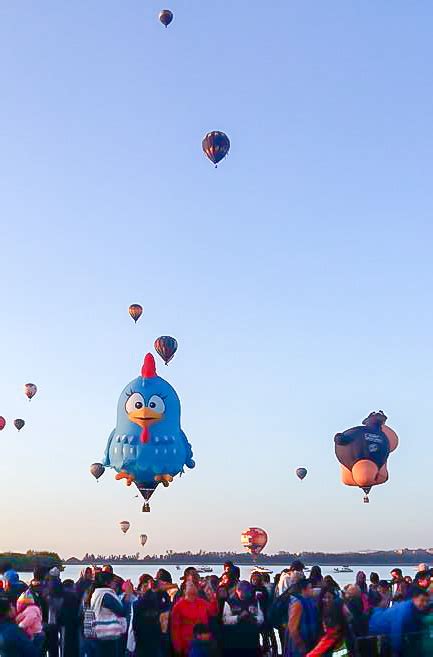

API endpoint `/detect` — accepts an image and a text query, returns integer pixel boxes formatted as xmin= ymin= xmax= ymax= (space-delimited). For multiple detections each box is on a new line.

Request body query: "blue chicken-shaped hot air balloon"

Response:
xmin=99 ymin=353 xmax=195 ymax=511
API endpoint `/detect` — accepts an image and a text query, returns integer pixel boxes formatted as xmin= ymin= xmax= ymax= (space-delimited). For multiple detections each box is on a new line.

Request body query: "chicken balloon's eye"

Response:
xmin=125 ymin=392 xmax=145 ymax=414
xmin=148 ymin=395 xmax=165 ymax=414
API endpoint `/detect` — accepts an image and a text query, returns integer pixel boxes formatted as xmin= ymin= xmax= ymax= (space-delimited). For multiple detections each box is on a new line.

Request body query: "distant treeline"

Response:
xmin=0 ymin=551 xmax=63 ymax=573
xmin=65 ymin=549 xmax=433 ymax=567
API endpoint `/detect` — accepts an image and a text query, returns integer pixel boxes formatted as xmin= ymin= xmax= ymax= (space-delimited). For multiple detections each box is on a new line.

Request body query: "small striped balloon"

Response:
xmin=154 ymin=336 xmax=178 ymax=365
xmin=202 ymin=131 xmax=230 ymax=167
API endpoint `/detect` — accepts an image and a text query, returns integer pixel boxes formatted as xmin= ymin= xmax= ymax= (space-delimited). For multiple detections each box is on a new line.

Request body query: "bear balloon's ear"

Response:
xmin=141 ymin=353 xmax=157 ymax=378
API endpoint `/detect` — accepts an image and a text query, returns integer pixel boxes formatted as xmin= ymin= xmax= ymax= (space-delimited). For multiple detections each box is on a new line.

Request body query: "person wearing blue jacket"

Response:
xmin=368 ymin=586 xmax=429 ymax=655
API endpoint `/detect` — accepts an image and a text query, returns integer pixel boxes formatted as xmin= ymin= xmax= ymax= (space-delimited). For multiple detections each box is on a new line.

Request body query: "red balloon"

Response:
xmin=241 ymin=527 xmax=268 ymax=556
xmin=0 ymin=417 xmax=5 ymax=431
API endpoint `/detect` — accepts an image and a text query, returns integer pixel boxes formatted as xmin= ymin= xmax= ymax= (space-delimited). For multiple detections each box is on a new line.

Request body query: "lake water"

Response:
xmin=17 ymin=563 xmax=422 ymax=587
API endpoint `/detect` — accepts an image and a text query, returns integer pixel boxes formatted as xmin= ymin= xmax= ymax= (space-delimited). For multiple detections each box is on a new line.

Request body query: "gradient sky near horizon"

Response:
xmin=1 ymin=1 xmax=433 ymax=559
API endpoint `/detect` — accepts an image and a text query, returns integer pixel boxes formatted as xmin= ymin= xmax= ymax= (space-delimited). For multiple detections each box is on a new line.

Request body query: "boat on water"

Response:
xmin=333 ymin=566 xmax=353 ymax=573
xmin=197 ymin=566 xmax=213 ymax=573
xmin=176 ymin=566 xmax=181 ymax=570
xmin=251 ymin=566 xmax=273 ymax=574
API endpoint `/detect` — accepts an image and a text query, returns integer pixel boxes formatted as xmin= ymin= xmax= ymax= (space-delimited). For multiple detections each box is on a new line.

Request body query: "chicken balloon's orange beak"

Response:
xmin=128 ymin=408 xmax=163 ymax=428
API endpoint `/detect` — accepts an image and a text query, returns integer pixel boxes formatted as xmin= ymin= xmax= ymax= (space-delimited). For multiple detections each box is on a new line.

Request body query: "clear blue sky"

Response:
xmin=1 ymin=0 xmax=432 ymax=559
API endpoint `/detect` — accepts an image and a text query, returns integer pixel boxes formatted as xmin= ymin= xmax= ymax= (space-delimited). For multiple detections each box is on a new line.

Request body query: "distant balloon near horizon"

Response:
xmin=24 ymin=383 xmax=37 ymax=401
xmin=296 ymin=467 xmax=308 ymax=481
xmin=129 ymin=304 xmax=143 ymax=323
xmin=14 ymin=419 xmax=25 ymax=431
xmin=154 ymin=336 xmax=178 ymax=365
xmin=120 ymin=521 xmax=130 ymax=534
xmin=0 ymin=417 xmax=5 ymax=431
xmin=140 ymin=534 xmax=147 ymax=547
xmin=159 ymin=9 xmax=173 ymax=27
xmin=241 ymin=527 xmax=268 ymax=557
xmin=202 ymin=131 xmax=230 ymax=167
xmin=90 ymin=463 xmax=105 ymax=481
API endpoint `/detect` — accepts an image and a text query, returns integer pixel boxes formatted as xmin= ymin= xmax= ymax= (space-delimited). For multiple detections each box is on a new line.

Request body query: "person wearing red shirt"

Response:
xmin=171 ymin=578 xmax=217 ymax=657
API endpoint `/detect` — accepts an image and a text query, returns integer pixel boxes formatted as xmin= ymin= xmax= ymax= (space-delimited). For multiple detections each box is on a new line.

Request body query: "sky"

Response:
xmin=0 ymin=0 xmax=433 ymax=559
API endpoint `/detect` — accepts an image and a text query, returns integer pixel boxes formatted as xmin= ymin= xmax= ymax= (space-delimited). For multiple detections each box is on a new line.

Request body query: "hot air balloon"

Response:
xmin=129 ymin=304 xmax=143 ymax=323
xmin=24 ymin=383 xmax=37 ymax=401
xmin=159 ymin=9 xmax=173 ymax=27
xmin=202 ymin=131 xmax=230 ymax=167
xmin=90 ymin=463 xmax=105 ymax=481
xmin=296 ymin=467 xmax=307 ymax=481
xmin=241 ymin=527 xmax=268 ymax=560
xmin=140 ymin=534 xmax=147 ymax=547
xmin=14 ymin=419 xmax=25 ymax=431
xmin=120 ymin=521 xmax=130 ymax=534
xmin=0 ymin=417 xmax=5 ymax=431
xmin=97 ymin=352 xmax=195 ymax=512
xmin=154 ymin=336 xmax=178 ymax=365
xmin=334 ymin=410 xmax=399 ymax=503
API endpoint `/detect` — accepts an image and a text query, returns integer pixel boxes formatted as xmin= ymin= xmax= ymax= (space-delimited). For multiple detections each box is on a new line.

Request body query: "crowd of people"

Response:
xmin=0 ymin=560 xmax=432 ymax=657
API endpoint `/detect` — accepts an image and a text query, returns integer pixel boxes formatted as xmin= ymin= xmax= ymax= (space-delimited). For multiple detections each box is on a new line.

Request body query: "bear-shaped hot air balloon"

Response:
xmin=94 ymin=353 xmax=195 ymax=511
xmin=334 ymin=410 xmax=398 ymax=503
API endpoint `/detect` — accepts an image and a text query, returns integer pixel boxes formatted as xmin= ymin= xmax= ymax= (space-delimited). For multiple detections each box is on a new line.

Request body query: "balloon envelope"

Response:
xmin=296 ymin=467 xmax=307 ymax=481
xmin=154 ymin=336 xmax=178 ymax=365
xmin=120 ymin=521 xmax=130 ymax=534
xmin=202 ymin=131 xmax=230 ymax=166
xmin=14 ymin=419 xmax=25 ymax=431
xmin=140 ymin=534 xmax=147 ymax=547
xmin=0 ymin=417 xmax=5 ymax=431
xmin=129 ymin=304 xmax=143 ymax=323
xmin=241 ymin=527 xmax=268 ymax=556
xmin=90 ymin=463 xmax=105 ymax=480
xmin=24 ymin=383 xmax=37 ymax=400
xmin=159 ymin=9 xmax=173 ymax=27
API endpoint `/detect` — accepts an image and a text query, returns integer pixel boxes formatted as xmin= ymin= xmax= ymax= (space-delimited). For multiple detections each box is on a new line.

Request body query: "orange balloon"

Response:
xmin=351 ymin=460 xmax=379 ymax=488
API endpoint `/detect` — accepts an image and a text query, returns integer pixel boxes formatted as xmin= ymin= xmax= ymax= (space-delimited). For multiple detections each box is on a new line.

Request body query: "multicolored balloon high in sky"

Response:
xmin=128 ymin=304 xmax=143 ymax=323
xmin=202 ymin=131 xmax=230 ymax=167
xmin=159 ymin=9 xmax=173 ymax=27
xmin=24 ymin=383 xmax=37 ymax=401
xmin=154 ymin=336 xmax=178 ymax=365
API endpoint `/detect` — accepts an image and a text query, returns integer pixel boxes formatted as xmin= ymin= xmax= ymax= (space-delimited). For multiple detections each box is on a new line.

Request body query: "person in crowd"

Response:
xmin=376 ymin=580 xmax=392 ymax=609
xmin=217 ymin=568 xmax=240 ymax=618
xmin=59 ymin=578 xmax=81 ymax=657
xmin=76 ymin=568 xmax=93 ymax=601
xmin=171 ymin=577 xmax=217 ymax=657
xmin=3 ymin=570 xmax=26 ymax=604
xmin=369 ymin=586 xmax=430 ymax=656
xmin=155 ymin=569 xmax=178 ymax=655
xmin=355 ymin=572 xmax=369 ymax=611
xmin=221 ymin=580 xmax=263 ymax=657
xmin=15 ymin=590 xmax=44 ymax=647
xmin=188 ymin=623 xmax=219 ymax=657
xmin=128 ymin=575 xmax=165 ymax=657
xmin=367 ymin=572 xmax=381 ymax=608
xmin=306 ymin=587 xmax=349 ymax=656
xmin=322 ymin=576 xmax=340 ymax=596
xmin=156 ymin=569 xmax=179 ymax=603
xmin=343 ymin=585 xmax=368 ymax=638
xmin=283 ymin=578 xmax=319 ymax=657
xmin=44 ymin=574 xmax=64 ymax=657
xmin=88 ymin=571 xmax=127 ymax=656
xmin=308 ymin=567 xmax=323 ymax=592
xmin=289 ymin=561 xmax=305 ymax=576
xmin=414 ymin=570 xmax=430 ymax=591
xmin=0 ymin=595 xmax=39 ymax=657
xmin=390 ymin=568 xmax=408 ymax=602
